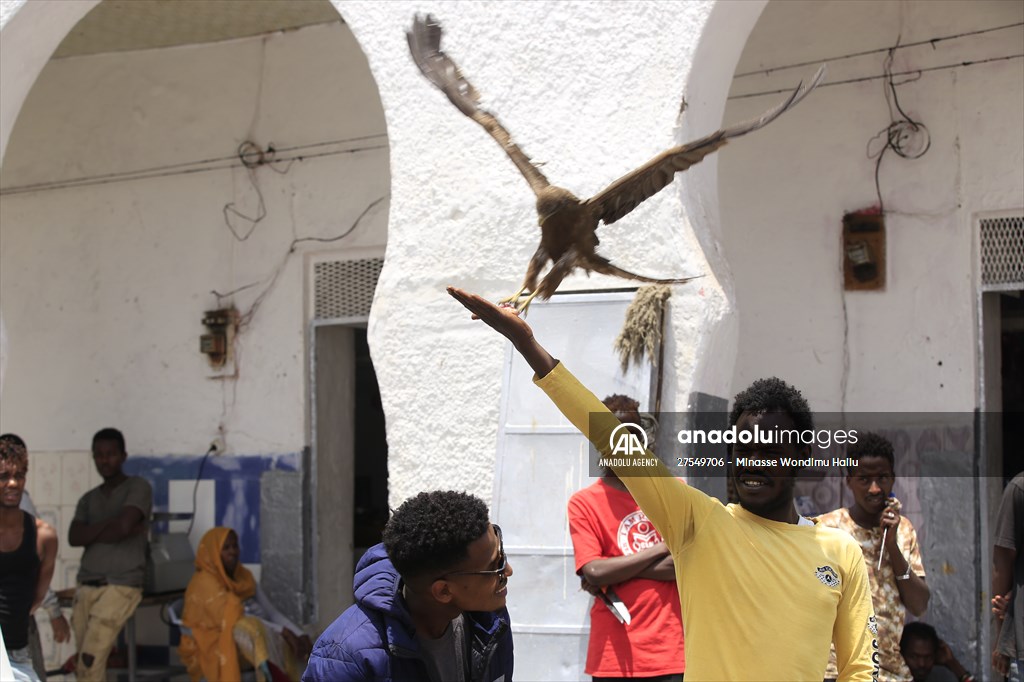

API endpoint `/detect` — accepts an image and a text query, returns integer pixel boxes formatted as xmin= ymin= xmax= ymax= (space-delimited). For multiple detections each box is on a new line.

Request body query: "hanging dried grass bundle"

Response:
xmin=614 ymin=285 xmax=672 ymax=373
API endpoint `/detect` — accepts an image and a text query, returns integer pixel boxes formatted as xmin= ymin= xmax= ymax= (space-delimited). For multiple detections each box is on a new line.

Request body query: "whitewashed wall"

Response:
xmin=720 ymin=0 xmax=1024 ymax=412
xmin=0 ymin=20 xmax=389 ymax=454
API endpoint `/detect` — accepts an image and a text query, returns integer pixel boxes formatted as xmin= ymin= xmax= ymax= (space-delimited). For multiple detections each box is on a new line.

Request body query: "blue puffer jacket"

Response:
xmin=302 ymin=543 xmax=513 ymax=682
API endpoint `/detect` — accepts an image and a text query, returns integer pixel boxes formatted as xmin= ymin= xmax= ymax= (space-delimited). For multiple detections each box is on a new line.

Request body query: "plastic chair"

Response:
xmin=166 ymin=598 xmax=191 ymax=638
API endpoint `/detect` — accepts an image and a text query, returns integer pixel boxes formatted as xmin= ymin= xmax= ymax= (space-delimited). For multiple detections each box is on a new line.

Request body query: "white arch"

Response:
xmin=0 ymin=0 xmax=101 ymax=163
xmin=0 ymin=0 xmax=101 ymax=401
xmin=676 ymin=0 xmax=768 ymax=403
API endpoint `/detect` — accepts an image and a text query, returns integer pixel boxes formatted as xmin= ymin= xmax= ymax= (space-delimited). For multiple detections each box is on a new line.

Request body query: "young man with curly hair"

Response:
xmin=303 ymin=490 xmax=514 ymax=682
xmin=449 ymin=286 xmax=878 ymax=682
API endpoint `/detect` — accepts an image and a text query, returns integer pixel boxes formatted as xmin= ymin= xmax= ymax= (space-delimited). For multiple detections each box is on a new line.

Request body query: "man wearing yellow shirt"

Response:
xmin=448 ymin=287 xmax=878 ymax=682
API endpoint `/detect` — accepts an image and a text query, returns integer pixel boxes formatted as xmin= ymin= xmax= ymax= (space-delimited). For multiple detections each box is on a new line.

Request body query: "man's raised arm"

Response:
xmin=448 ymin=286 xmax=703 ymax=552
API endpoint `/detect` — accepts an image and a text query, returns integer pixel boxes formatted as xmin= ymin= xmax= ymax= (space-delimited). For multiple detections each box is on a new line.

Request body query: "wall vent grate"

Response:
xmin=313 ymin=258 xmax=383 ymax=319
xmin=980 ymin=216 xmax=1024 ymax=291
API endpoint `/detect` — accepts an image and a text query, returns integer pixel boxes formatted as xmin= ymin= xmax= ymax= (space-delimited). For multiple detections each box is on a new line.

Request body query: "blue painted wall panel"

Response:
xmin=125 ymin=453 xmax=299 ymax=564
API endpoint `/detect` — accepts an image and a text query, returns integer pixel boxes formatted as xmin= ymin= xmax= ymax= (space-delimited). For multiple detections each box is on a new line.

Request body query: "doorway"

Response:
xmin=353 ymin=328 xmax=389 ymax=558
xmin=997 ymin=292 xmax=1024 ymax=483
xmin=312 ymin=324 xmax=388 ymax=630
xmin=979 ymin=211 xmax=1023 ymax=674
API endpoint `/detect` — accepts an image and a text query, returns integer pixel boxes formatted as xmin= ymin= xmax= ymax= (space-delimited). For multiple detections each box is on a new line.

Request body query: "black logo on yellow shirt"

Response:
xmin=814 ymin=565 xmax=840 ymax=588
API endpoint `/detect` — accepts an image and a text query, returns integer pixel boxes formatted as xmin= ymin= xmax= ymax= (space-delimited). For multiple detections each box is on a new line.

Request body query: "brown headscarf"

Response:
xmin=178 ymin=527 xmax=257 ymax=682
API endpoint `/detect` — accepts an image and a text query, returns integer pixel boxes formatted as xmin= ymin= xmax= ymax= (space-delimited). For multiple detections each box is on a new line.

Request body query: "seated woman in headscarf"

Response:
xmin=178 ymin=527 xmax=312 ymax=682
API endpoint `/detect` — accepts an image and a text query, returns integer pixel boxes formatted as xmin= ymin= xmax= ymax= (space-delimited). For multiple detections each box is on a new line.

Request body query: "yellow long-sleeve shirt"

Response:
xmin=536 ymin=363 xmax=878 ymax=682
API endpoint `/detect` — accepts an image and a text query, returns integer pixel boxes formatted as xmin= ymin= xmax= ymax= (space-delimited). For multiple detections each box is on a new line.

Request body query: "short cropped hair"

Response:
xmin=92 ymin=428 xmax=126 ymax=454
xmin=900 ymin=621 xmax=939 ymax=652
xmin=0 ymin=433 xmax=28 ymax=469
xmin=847 ymin=431 xmax=895 ymax=470
xmin=729 ymin=377 xmax=813 ymax=432
xmin=383 ymin=490 xmax=491 ymax=581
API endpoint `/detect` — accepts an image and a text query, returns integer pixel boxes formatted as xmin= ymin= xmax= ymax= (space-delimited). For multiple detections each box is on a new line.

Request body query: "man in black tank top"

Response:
xmin=0 ymin=436 xmax=58 ymax=682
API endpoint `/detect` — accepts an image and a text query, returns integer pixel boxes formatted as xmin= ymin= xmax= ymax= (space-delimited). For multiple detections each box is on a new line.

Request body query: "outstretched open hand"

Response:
xmin=448 ymin=286 xmax=558 ymax=378
xmin=447 ymin=287 xmax=534 ymax=347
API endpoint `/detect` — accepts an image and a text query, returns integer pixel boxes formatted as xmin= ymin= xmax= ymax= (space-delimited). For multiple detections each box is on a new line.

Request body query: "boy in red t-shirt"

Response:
xmin=568 ymin=395 xmax=685 ymax=682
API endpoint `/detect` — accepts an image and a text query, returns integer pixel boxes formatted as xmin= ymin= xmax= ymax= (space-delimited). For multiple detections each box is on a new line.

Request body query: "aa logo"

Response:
xmin=609 ymin=423 xmax=649 ymax=456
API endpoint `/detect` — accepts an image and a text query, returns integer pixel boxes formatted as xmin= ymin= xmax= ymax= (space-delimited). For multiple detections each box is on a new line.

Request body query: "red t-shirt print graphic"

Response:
xmin=617 ymin=510 xmax=663 ymax=555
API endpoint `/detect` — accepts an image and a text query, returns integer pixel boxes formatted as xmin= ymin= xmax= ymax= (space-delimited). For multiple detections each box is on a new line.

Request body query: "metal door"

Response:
xmin=491 ymin=292 xmax=653 ymax=681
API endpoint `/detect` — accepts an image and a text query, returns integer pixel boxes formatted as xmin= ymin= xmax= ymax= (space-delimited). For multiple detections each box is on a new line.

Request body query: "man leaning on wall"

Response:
xmin=68 ymin=427 xmax=152 ymax=682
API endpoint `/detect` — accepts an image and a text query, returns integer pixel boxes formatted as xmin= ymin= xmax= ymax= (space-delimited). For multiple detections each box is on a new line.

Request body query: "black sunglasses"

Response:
xmin=439 ymin=525 xmax=507 ymax=579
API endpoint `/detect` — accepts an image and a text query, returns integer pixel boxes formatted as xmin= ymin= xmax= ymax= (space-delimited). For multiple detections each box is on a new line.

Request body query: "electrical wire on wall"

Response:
xmin=221 ymin=35 xmax=272 ymax=243
xmin=728 ymin=21 xmax=1024 ymax=99
xmin=223 ymin=141 xmax=306 ymax=241
xmin=185 ymin=441 xmax=218 ymax=537
xmin=203 ymin=194 xmax=386 ymax=416
xmin=0 ymin=133 xmax=388 ymax=196
xmin=222 ymin=142 xmax=269 ymax=241
xmin=212 ymin=194 xmax=388 ymax=329
xmin=865 ymin=42 xmax=931 ymax=214
xmin=733 ymin=21 xmax=1019 ymax=81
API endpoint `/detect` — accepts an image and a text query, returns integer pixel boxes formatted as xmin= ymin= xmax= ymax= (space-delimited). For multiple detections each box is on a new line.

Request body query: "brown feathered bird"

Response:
xmin=408 ymin=14 xmax=826 ymax=311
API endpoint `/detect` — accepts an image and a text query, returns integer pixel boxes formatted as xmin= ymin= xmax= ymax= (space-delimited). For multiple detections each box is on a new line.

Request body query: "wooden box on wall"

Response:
xmin=843 ymin=210 xmax=885 ymax=291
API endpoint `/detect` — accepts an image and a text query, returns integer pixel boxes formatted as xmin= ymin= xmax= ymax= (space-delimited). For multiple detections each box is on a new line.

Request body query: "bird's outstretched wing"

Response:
xmin=585 ymin=64 xmax=827 ymax=226
xmin=407 ymin=14 xmax=550 ymax=195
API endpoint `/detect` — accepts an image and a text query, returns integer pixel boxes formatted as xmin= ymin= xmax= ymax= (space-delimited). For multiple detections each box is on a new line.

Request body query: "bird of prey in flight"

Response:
xmin=408 ymin=14 xmax=826 ymax=312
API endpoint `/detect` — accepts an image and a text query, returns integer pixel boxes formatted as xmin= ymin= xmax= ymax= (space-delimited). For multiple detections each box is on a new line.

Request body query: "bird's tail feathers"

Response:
xmin=586 ymin=255 xmax=703 ymax=286
xmin=723 ymin=64 xmax=827 ymax=139
xmin=407 ymin=14 xmax=481 ymax=118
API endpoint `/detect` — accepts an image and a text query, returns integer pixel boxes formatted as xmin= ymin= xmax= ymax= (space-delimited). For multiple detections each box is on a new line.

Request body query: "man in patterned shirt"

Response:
xmin=817 ymin=432 xmax=930 ymax=682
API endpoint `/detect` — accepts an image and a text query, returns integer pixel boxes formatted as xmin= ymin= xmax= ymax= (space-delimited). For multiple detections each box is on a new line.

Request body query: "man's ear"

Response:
xmin=430 ymin=579 xmax=455 ymax=604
